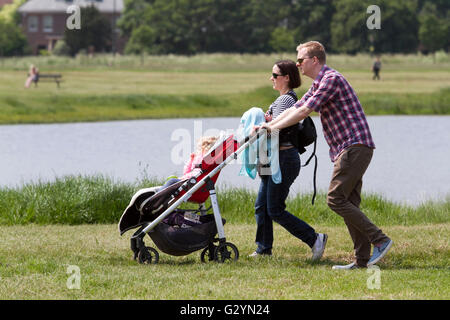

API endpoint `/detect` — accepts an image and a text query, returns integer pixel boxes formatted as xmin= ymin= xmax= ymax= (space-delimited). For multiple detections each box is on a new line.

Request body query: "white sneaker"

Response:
xmin=311 ymin=233 xmax=328 ymax=261
xmin=248 ymin=251 xmax=271 ymax=258
xmin=332 ymin=262 xmax=358 ymax=270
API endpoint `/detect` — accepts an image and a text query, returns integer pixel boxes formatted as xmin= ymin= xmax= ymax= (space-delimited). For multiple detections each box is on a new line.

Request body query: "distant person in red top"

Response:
xmin=255 ymin=41 xmax=393 ymax=269
xmin=25 ymin=64 xmax=39 ymax=88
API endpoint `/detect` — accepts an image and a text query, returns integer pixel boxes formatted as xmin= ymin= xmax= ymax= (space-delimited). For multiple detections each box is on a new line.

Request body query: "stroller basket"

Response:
xmin=148 ymin=213 xmax=225 ymax=256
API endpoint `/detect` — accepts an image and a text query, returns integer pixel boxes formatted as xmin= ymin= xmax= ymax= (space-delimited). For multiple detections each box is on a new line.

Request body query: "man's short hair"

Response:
xmin=297 ymin=41 xmax=326 ymax=64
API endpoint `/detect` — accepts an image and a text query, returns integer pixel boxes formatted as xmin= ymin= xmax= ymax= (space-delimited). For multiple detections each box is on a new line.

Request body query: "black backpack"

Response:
xmin=284 ymin=92 xmax=318 ymax=205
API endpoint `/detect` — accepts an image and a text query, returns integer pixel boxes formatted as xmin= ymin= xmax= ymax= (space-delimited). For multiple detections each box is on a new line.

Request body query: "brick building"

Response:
xmin=18 ymin=0 xmax=125 ymax=55
xmin=0 ymin=0 xmax=14 ymax=8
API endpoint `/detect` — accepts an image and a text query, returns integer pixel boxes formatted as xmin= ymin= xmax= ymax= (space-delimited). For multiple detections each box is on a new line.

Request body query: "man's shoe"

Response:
xmin=311 ymin=233 xmax=328 ymax=261
xmin=368 ymin=239 xmax=393 ymax=266
xmin=332 ymin=262 xmax=362 ymax=270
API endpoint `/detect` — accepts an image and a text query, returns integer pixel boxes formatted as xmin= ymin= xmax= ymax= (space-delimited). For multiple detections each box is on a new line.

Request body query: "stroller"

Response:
xmin=118 ymin=132 xmax=264 ymax=264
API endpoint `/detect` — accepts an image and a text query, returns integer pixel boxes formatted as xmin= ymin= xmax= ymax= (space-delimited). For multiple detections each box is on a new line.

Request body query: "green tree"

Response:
xmin=118 ymin=0 xmax=444 ymax=55
xmin=418 ymin=2 xmax=448 ymax=54
xmin=372 ymin=0 xmax=419 ymax=53
xmin=200 ymin=0 xmax=254 ymax=53
xmin=124 ymin=25 xmax=157 ymax=54
xmin=0 ymin=0 xmax=27 ymax=57
xmin=0 ymin=0 xmax=26 ymax=24
xmin=118 ymin=0 xmax=332 ymax=54
xmin=64 ymin=5 xmax=112 ymax=56
xmin=117 ymin=0 xmax=153 ymax=38
xmin=330 ymin=0 xmax=367 ymax=54
xmin=331 ymin=0 xmax=418 ymax=54
xmin=0 ymin=19 xmax=27 ymax=56
xmin=290 ymin=0 xmax=335 ymax=51
xmin=52 ymin=40 xmax=71 ymax=56
xmin=119 ymin=0 xmax=254 ymax=54
xmin=269 ymin=27 xmax=296 ymax=53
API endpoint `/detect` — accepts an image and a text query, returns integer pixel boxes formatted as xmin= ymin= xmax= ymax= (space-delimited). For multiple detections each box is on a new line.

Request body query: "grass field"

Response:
xmin=0 ymin=53 xmax=449 ymax=123
xmin=0 ymin=175 xmax=448 ymax=300
xmin=0 ymin=223 xmax=448 ymax=299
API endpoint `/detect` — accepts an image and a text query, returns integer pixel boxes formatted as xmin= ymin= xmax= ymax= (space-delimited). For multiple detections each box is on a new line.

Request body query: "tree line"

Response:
xmin=0 ymin=0 xmax=449 ymax=56
xmin=119 ymin=0 xmax=449 ymax=55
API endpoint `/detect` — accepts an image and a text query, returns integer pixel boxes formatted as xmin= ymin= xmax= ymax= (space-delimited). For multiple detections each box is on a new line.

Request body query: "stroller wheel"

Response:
xmin=214 ymin=242 xmax=239 ymax=263
xmin=138 ymin=246 xmax=160 ymax=265
xmin=200 ymin=244 xmax=217 ymax=263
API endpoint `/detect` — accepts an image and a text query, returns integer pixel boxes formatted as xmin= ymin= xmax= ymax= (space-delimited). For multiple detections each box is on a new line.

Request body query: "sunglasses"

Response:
xmin=272 ymin=73 xmax=286 ymax=79
xmin=297 ymin=57 xmax=312 ymax=64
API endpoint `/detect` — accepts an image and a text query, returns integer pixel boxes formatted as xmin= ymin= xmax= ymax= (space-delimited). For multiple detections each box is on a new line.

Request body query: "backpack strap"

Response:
xmin=286 ymin=91 xmax=298 ymax=102
xmin=286 ymin=90 xmax=317 ymax=205
xmin=302 ymin=138 xmax=317 ymax=205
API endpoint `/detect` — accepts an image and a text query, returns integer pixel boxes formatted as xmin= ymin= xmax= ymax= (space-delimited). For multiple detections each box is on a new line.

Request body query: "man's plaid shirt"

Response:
xmin=295 ymin=65 xmax=375 ymax=162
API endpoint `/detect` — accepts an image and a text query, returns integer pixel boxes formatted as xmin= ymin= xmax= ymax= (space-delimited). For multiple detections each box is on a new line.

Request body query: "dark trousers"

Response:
xmin=254 ymin=148 xmax=317 ymax=254
xmin=327 ymin=145 xmax=389 ymax=267
xmin=373 ymin=69 xmax=380 ymax=80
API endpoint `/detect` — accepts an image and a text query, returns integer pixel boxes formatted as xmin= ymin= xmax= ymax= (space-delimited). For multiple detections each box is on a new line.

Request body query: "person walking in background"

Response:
xmin=372 ymin=56 xmax=381 ymax=80
xmin=25 ymin=64 xmax=39 ymax=88
xmin=255 ymin=41 xmax=393 ymax=269
xmin=250 ymin=59 xmax=327 ymax=261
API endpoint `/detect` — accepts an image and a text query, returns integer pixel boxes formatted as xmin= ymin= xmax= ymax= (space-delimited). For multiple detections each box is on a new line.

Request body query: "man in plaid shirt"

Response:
xmin=258 ymin=41 xmax=393 ymax=269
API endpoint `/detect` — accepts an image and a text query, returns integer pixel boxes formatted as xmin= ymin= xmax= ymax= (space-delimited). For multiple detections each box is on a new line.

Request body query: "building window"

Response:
xmin=28 ymin=16 xmax=38 ymax=32
xmin=43 ymin=15 xmax=53 ymax=33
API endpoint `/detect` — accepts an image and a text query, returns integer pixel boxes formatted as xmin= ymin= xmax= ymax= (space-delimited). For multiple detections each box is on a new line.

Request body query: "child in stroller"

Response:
xmin=160 ymin=135 xmax=219 ymax=191
xmin=119 ymin=133 xmax=251 ymax=264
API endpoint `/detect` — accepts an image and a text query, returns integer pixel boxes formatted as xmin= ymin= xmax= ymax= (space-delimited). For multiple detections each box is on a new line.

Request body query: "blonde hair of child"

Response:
xmin=196 ymin=136 xmax=218 ymax=154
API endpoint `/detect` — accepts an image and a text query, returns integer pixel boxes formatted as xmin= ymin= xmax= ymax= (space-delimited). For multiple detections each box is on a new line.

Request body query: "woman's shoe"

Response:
xmin=248 ymin=251 xmax=272 ymax=258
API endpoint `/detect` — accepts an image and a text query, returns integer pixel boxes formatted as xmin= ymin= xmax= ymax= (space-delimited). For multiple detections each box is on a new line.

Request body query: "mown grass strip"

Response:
xmin=1 ymin=52 xmax=449 ymax=72
xmin=0 ymin=86 xmax=448 ymax=124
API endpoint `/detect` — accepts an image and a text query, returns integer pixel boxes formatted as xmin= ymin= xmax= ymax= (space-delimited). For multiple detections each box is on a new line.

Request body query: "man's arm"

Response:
xmin=256 ymin=105 xmax=313 ymax=133
xmin=269 ymin=105 xmax=313 ymax=130
xmin=268 ymin=73 xmax=339 ymax=132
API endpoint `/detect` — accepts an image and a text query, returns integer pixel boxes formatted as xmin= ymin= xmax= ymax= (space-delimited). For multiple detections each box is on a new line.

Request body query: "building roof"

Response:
xmin=18 ymin=0 xmax=123 ymax=14
xmin=0 ymin=0 xmax=14 ymax=8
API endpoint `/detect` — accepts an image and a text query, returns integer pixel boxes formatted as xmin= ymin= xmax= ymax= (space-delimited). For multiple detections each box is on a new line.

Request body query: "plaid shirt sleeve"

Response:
xmin=300 ymin=75 xmax=339 ymax=113
xmin=294 ymin=86 xmax=312 ymax=108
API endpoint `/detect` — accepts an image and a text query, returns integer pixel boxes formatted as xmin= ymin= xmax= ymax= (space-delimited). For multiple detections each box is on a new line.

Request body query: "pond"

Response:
xmin=1 ymin=116 xmax=448 ymax=206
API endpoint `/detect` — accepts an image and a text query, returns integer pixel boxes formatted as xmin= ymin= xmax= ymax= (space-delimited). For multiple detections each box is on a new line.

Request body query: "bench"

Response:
xmin=33 ymin=73 xmax=63 ymax=88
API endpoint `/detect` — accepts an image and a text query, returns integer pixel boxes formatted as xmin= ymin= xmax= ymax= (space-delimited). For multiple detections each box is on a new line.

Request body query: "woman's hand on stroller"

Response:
xmin=251 ymin=123 xmax=270 ymax=136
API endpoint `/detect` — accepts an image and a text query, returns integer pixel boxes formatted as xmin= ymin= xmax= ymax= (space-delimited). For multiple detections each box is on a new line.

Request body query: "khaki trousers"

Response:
xmin=327 ymin=145 xmax=389 ymax=267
